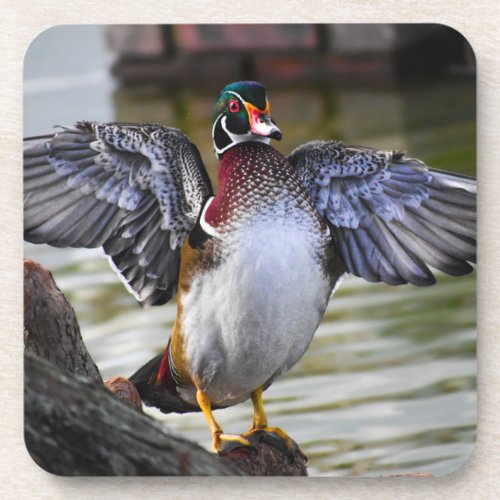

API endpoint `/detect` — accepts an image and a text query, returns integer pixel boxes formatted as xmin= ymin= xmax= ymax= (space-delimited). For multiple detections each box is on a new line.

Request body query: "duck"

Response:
xmin=24 ymin=80 xmax=476 ymax=454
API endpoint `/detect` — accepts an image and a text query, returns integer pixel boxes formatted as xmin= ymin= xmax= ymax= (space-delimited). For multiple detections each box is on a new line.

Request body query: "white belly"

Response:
xmin=180 ymin=221 xmax=332 ymax=406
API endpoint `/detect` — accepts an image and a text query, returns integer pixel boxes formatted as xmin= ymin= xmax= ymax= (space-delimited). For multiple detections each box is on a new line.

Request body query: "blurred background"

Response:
xmin=24 ymin=24 xmax=476 ymax=476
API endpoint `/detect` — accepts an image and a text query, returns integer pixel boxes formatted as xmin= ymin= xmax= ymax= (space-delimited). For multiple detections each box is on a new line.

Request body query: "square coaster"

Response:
xmin=23 ymin=23 xmax=476 ymax=477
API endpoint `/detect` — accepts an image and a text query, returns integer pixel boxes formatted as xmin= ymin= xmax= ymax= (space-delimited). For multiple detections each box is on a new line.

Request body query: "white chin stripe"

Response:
xmin=213 ymin=115 xmax=271 ymax=157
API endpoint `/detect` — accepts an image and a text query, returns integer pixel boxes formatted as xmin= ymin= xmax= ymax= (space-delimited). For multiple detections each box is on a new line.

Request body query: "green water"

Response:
xmin=24 ymin=26 xmax=476 ymax=476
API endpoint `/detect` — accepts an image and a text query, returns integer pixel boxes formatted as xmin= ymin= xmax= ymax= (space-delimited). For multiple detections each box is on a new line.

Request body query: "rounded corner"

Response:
xmin=428 ymin=22 xmax=477 ymax=69
xmin=437 ymin=438 xmax=477 ymax=478
xmin=23 ymin=428 xmax=68 ymax=477
xmin=23 ymin=24 xmax=70 ymax=74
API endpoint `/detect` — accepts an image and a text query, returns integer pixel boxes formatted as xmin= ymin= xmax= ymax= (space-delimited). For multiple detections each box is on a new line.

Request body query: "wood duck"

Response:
xmin=24 ymin=81 xmax=476 ymax=454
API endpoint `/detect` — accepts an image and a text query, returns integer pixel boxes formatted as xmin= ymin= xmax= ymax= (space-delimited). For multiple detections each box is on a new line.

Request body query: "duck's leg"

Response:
xmin=243 ymin=386 xmax=294 ymax=450
xmin=195 ymin=388 xmax=251 ymax=453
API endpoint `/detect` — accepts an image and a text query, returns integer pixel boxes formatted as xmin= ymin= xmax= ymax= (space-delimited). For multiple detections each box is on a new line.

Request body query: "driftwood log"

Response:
xmin=23 ymin=259 xmax=308 ymax=476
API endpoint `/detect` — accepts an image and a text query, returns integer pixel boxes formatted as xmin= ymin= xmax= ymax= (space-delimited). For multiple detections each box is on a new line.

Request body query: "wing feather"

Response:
xmin=289 ymin=140 xmax=476 ymax=286
xmin=24 ymin=121 xmax=213 ymax=306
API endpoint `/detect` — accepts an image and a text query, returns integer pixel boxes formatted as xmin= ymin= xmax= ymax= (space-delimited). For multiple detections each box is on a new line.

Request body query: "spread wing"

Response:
xmin=24 ymin=121 xmax=213 ymax=306
xmin=288 ymin=140 xmax=476 ymax=286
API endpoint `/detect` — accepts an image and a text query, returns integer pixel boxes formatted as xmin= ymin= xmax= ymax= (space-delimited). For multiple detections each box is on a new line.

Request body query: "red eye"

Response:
xmin=228 ymin=99 xmax=240 ymax=113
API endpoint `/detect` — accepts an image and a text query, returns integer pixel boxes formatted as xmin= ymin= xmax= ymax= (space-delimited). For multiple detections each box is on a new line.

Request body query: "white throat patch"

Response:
xmin=212 ymin=115 xmax=270 ymax=157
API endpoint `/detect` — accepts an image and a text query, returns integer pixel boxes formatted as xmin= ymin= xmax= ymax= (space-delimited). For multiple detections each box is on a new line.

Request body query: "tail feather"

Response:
xmin=129 ymin=352 xmax=199 ymax=414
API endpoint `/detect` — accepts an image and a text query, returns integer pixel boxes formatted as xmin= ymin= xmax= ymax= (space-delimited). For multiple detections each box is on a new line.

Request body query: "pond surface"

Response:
xmin=24 ymin=26 xmax=476 ymax=476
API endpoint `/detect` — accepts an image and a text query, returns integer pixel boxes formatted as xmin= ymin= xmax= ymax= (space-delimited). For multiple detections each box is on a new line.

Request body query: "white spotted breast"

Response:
xmin=177 ymin=142 xmax=341 ymax=407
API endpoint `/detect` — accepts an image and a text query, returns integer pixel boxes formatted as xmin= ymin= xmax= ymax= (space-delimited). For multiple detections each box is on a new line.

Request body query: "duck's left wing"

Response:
xmin=288 ymin=140 xmax=476 ymax=286
xmin=24 ymin=121 xmax=213 ymax=306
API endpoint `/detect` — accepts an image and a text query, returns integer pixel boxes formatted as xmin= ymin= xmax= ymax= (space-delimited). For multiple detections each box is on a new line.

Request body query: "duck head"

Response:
xmin=212 ymin=81 xmax=282 ymax=158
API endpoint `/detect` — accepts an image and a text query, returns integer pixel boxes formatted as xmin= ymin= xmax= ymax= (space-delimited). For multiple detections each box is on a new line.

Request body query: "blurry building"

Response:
xmin=107 ymin=24 xmax=474 ymax=87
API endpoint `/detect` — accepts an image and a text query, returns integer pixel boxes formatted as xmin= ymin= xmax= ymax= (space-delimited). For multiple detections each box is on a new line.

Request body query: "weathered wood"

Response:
xmin=24 ymin=352 xmax=240 ymax=475
xmin=104 ymin=376 xmax=144 ymax=412
xmin=23 ymin=259 xmax=308 ymax=476
xmin=219 ymin=432 xmax=308 ymax=476
xmin=24 ymin=259 xmax=101 ymax=383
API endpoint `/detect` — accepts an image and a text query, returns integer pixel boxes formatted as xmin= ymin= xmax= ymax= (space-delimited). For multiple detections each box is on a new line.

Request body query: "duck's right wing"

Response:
xmin=24 ymin=121 xmax=213 ymax=306
xmin=288 ymin=140 xmax=476 ymax=286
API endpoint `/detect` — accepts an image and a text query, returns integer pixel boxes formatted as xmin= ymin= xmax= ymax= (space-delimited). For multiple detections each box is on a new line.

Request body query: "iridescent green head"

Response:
xmin=212 ymin=81 xmax=282 ymax=158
